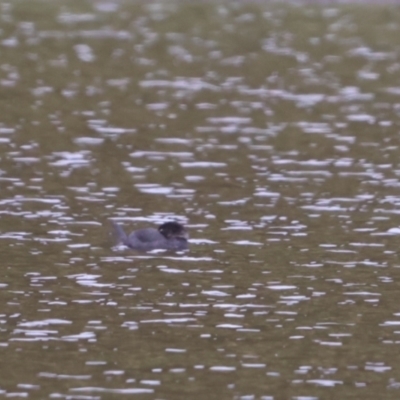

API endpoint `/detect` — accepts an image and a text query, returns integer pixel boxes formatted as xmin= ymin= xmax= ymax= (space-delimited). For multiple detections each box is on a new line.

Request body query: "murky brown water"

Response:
xmin=2 ymin=0 xmax=400 ymax=398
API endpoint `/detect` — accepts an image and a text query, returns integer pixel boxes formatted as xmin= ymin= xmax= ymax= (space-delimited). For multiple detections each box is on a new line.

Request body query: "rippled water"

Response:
xmin=2 ymin=1 xmax=400 ymax=398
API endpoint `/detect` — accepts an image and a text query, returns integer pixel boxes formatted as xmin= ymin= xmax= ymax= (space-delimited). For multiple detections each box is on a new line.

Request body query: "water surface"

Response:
xmin=1 ymin=1 xmax=400 ymax=398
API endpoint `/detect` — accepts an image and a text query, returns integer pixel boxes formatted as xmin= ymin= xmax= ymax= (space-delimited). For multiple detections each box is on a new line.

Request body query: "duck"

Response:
xmin=112 ymin=220 xmax=189 ymax=251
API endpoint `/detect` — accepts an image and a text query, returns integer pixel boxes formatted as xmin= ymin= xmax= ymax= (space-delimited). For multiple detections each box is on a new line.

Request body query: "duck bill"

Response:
xmin=180 ymin=231 xmax=189 ymax=240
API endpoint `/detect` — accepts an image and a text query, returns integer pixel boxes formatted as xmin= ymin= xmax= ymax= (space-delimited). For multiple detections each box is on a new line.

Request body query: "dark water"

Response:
xmin=1 ymin=1 xmax=400 ymax=398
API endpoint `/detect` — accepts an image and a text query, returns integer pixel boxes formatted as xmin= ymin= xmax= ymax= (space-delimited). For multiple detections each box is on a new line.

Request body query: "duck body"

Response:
xmin=112 ymin=221 xmax=188 ymax=251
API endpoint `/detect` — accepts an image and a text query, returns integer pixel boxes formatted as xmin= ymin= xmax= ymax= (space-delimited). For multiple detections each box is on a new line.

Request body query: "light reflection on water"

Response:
xmin=1 ymin=0 xmax=400 ymax=398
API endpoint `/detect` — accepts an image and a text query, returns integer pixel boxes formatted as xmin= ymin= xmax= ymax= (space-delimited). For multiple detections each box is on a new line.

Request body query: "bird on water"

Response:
xmin=112 ymin=220 xmax=189 ymax=251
